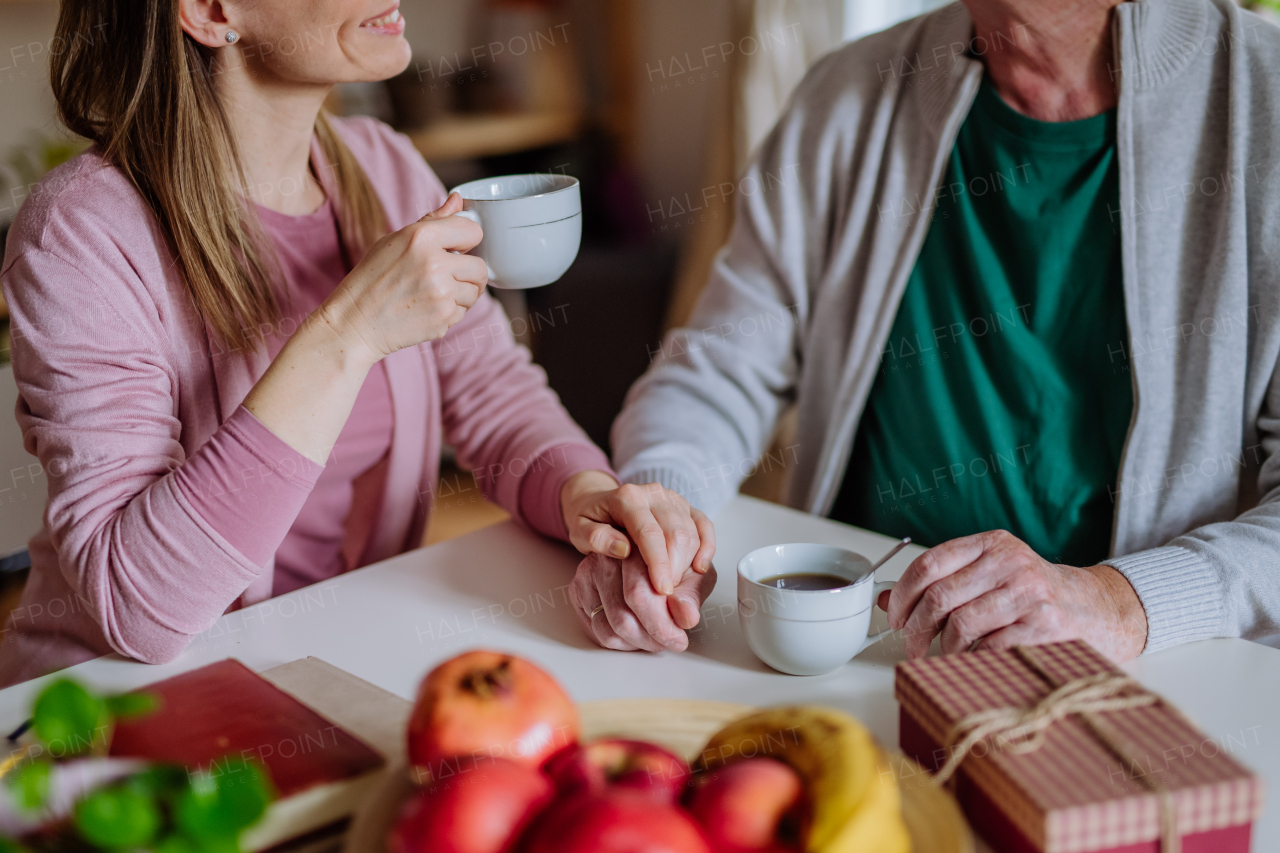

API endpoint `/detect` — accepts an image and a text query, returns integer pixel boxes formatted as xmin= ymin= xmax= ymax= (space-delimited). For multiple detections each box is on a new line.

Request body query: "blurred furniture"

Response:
xmin=396 ymin=0 xmax=587 ymax=166
xmin=526 ymin=243 xmax=679 ymax=449
xmin=407 ymin=108 xmax=583 ymax=162
xmin=655 ymin=0 xmax=847 ymax=501
xmin=0 ymin=364 xmax=43 ymax=568
xmin=656 ymin=0 xmax=965 ymax=502
xmin=739 ymin=0 xmax=845 ymax=165
xmin=663 ymin=0 xmax=846 ymax=333
xmin=663 ymin=0 xmax=954 ymax=332
xmin=420 ymin=461 xmax=510 ymax=547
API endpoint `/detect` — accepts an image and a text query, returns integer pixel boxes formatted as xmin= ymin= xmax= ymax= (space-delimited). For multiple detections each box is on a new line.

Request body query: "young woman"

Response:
xmin=0 ymin=0 xmax=716 ymax=685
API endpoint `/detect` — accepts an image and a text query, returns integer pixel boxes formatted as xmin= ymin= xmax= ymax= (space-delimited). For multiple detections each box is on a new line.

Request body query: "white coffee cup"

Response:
xmin=450 ymin=174 xmax=582 ymax=290
xmin=737 ymin=543 xmax=896 ymax=676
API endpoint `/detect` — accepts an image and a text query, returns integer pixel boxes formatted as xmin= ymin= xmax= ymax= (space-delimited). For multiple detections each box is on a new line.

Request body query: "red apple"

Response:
xmin=687 ymin=757 xmax=803 ymax=852
xmin=388 ymin=758 xmax=555 ymax=853
xmin=544 ymin=739 xmax=691 ymax=803
xmin=407 ymin=651 xmax=579 ymax=784
xmin=522 ymin=789 xmax=711 ymax=853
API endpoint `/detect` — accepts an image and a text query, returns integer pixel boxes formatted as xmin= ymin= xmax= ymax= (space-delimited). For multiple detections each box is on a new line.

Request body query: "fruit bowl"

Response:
xmin=344 ymin=699 xmax=972 ymax=853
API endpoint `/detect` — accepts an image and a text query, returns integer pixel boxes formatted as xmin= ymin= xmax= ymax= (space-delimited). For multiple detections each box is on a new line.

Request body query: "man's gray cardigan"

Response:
xmin=611 ymin=0 xmax=1280 ymax=652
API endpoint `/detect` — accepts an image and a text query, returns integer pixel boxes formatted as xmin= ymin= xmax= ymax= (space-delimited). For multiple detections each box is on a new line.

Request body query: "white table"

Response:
xmin=2 ymin=496 xmax=1276 ymax=849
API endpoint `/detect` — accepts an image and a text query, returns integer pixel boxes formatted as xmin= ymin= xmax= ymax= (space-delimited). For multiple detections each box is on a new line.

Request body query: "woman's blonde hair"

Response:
xmin=51 ymin=1 xmax=388 ymax=349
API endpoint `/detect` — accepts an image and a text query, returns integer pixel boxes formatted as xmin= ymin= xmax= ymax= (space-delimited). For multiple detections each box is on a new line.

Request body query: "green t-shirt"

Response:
xmin=829 ymin=79 xmax=1134 ymax=566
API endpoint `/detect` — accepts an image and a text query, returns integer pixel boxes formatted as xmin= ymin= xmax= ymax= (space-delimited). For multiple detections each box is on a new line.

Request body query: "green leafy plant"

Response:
xmin=30 ymin=681 xmax=113 ymax=758
xmin=2 ymin=680 xmax=274 ymax=853
xmin=8 ymin=764 xmax=49 ymax=814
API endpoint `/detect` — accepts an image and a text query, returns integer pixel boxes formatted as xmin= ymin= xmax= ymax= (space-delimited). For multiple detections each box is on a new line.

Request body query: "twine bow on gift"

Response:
xmin=930 ymin=645 xmax=1182 ymax=853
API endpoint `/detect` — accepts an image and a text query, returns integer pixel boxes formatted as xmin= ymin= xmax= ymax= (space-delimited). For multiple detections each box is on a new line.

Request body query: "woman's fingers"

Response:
xmin=690 ymin=509 xmax=716 ymax=573
xmin=668 ymin=565 xmax=717 ymax=631
xmin=444 ymin=305 xmax=468 ymax=332
xmin=580 ymin=520 xmax=632 ymax=560
xmin=326 ymin=191 xmax=488 ymax=358
xmin=563 ymin=481 xmax=715 ymax=602
xmin=419 ymin=191 xmax=465 ymax=221
xmin=452 ymin=255 xmax=490 ymax=293
xmin=405 ymin=210 xmax=483 ymax=254
xmin=650 ymin=498 xmax=701 ymax=584
xmin=613 ymin=486 xmax=677 ymax=595
xmin=621 ymin=556 xmax=689 ymax=651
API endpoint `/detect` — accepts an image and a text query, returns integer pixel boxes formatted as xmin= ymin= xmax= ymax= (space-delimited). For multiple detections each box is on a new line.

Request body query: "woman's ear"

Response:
xmin=178 ymin=0 xmax=235 ymax=49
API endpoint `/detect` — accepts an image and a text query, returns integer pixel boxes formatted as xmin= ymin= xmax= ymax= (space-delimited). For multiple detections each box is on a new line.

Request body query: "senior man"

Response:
xmin=606 ymin=0 xmax=1280 ymax=661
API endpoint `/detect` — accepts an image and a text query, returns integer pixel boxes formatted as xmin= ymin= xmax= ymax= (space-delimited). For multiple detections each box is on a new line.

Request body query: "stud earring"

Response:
xmin=225 ymin=30 xmax=239 ymax=44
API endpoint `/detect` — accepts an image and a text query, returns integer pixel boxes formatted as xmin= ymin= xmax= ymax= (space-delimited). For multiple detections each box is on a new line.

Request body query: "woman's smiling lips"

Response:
xmin=360 ymin=4 xmax=405 ymax=35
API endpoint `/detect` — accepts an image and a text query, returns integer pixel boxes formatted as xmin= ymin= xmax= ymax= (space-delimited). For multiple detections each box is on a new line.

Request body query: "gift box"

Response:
xmin=895 ymin=640 xmax=1264 ymax=853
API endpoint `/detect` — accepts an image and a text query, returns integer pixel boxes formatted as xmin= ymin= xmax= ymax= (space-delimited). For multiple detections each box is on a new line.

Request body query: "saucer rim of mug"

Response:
xmin=450 ymin=173 xmax=580 ymax=204
xmin=737 ymin=542 xmax=877 ymax=593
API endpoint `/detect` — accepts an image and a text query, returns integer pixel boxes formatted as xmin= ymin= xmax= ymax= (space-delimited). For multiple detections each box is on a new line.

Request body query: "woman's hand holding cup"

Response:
xmin=245 ymin=193 xmax=487 ymax=464
xmin=316 ymin=192 xmax=489 ymax=367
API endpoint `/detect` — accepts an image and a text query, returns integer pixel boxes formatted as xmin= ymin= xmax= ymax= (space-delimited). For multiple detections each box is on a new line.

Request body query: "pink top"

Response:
xmin=180 ymin=198 xmax=398 ymax=596
xmin=0 ymin=116 xmax=611 ymax=686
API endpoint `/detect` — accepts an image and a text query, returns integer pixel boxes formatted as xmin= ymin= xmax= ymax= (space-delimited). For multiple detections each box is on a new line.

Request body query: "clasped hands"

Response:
xmin=561 ymin=474 xmax=1148 ymax=663
xmin=560 ymin=472 xmax=716 ymax=652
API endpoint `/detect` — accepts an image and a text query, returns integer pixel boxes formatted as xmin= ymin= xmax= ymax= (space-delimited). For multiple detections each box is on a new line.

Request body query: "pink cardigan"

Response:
xmin=0 ymin=116 xmax=609 ymax=685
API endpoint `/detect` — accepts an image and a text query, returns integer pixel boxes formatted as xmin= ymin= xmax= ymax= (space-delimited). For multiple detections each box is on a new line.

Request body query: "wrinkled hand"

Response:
xmin=883 ymin=530 xmax=1148 ymax=662
xmin=568 ymin=552 xmax=718 ymax=652
xmin=560 ymin=472 xmax=715 ymax=596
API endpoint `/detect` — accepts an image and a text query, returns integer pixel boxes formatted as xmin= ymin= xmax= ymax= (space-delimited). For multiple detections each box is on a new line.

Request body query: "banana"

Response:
xmin=694 ymin=706 xmax=906 ymax=853
xmin=819 ymin=746 xmax=910 ymax=853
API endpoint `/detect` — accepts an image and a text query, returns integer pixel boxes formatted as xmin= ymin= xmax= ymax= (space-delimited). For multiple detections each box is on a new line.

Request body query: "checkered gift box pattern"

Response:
xmin=895 ymin=640 xmax=1264 ymax=853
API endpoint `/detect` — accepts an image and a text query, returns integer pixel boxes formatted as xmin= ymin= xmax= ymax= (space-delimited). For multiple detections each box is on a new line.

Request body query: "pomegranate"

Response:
xmin=406 ymin=651 xmax=579 ymax=784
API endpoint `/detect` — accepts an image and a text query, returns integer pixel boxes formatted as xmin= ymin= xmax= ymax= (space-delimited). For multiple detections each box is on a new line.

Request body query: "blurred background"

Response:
xmin=0 ymin=0 xmax=1278 ymax=608
xmin=2 ymin=0 xmax=965 ymax=391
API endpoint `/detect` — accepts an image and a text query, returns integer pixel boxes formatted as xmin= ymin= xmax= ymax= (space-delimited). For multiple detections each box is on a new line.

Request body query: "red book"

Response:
xmin=110 ymin=659 xmax=387 ymax=850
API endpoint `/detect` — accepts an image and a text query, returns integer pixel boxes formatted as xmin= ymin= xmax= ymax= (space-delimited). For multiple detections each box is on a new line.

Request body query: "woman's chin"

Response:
xmin=342 ymin=39 xmax=412 ymax=83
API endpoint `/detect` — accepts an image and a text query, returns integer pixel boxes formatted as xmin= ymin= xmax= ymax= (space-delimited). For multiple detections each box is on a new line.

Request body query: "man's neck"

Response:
xmin=965 ymin=0 xmax=1123 ymax=122
xmin=212 ymin=53 xmax=330 ymax=216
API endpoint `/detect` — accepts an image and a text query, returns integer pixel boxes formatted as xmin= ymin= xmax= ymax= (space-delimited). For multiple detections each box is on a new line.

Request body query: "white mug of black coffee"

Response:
xmin=737 ymin=543 xmax=896 ymax=676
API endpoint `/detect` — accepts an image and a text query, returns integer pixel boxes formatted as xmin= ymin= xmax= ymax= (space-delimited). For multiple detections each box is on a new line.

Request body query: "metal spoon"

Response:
xmin=869 ymin=536 xmax=912 ymax=572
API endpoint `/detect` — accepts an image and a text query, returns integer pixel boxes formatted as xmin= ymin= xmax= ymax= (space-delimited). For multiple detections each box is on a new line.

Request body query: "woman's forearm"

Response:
xmin=242 ymin=312 xmax=377 ymax=465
